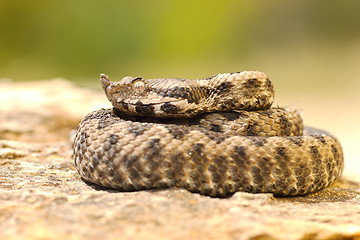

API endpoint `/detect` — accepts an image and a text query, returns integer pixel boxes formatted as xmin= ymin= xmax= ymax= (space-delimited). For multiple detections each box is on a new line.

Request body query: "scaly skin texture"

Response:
xmin=73 ymin=71 xmax=344 ymax=197
xmin=100 ymin=71 xmax=274 ymax=117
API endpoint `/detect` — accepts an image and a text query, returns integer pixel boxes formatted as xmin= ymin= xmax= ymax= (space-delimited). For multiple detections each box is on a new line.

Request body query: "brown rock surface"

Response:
xmin=1 ymin=79 xmax=360 ymax=240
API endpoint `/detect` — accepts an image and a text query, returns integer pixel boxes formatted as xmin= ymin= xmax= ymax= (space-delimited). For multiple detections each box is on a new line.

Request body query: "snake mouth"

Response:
xmin=122 ymin=98 xmax=185 ymax=107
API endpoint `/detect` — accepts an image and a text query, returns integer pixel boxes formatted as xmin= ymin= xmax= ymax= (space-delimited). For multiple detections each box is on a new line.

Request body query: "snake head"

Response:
xmin=100 ymin=73 xmax=154 ymax=114
xmin=100 ymin=73 xmax=203 ymax=117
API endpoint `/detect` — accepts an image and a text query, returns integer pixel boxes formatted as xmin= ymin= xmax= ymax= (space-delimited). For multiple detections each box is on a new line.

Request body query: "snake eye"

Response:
xmin=131 ymin=77 xmax=146 ymax=93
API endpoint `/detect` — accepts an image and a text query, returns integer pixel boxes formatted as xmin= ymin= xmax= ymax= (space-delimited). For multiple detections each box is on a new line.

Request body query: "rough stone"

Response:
xmin=0 ymin=79 xmax=110 ymax=142
xmin=1 ymin=79 xmax=360 ymax=240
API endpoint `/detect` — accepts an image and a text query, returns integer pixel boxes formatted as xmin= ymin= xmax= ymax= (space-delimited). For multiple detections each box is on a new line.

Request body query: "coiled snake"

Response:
xmin=73 ymin=71 xmax=344 ymax=197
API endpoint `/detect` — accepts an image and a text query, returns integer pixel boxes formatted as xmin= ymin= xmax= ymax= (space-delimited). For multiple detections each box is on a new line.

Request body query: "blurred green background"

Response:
xmin=1 ymin=0 xmax=360 ymax=90
xmin=0 ymin=0 xmax=359 ymax=172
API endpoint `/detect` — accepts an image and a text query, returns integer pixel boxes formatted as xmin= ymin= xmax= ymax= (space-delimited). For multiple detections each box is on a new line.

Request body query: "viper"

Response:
xmin=73 ymin=71 xmax=344 ymax=197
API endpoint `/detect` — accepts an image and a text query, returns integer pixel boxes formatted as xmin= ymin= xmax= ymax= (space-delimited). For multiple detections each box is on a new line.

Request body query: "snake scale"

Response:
xmin=73 ymin=71 xmax=344 ymax=197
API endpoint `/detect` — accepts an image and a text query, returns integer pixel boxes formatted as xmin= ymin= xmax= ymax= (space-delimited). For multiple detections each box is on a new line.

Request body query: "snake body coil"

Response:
xmin=73 ymin=71 xmax=344 ymax=197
